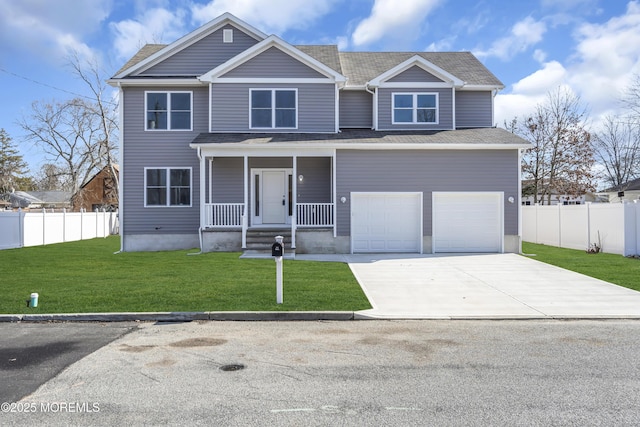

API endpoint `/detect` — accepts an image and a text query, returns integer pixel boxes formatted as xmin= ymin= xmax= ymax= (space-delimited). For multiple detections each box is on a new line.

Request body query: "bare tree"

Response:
xmin=623 ymin=73 xmax=640 ymax=123
xmin=17 ymin=53 xmax=118 ymax=200
xmin=510 ymin=87 xmax=595 ymax=204
xmin=592 ymin=116 xmax=640 ymax=189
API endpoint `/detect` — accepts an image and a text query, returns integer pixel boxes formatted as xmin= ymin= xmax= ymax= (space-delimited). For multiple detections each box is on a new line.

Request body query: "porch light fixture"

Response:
xmin=340 ymin=196 xmax=347 ymax=203
xmin=508 ymin=196 xmax=515 ymax=204
xmin=298 ymin=174 xmax=304 ymax=183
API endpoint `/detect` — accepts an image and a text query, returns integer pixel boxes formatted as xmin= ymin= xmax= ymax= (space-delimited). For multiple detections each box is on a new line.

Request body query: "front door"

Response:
xmin=263 ymin=170 xmax=286 ymax=223
xmin=252 ymin=169 xmax=292 ymax=225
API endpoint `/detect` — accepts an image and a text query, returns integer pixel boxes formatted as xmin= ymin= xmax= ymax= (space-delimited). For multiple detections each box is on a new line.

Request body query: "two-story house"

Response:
xmin=108 ymin=13 xmax=530 ymax=255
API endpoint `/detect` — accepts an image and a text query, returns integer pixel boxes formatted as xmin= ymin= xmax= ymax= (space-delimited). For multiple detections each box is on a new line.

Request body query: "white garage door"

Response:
xmin=433 ymin=192 xmax=503 ymax=253
xmin=351 ymin=192 xmax=422 ymax=253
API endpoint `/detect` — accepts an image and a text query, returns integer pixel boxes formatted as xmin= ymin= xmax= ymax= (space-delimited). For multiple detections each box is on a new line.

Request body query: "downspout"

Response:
xmin=188 ymin=146 xmax=204 ymax=255
xmin=365 ymin=84 xmax=376 ymax=130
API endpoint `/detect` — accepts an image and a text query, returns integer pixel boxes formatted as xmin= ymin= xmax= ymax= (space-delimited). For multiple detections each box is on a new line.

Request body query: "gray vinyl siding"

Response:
xmin=378 ymin=87 xmax=453 ymax=130
xmin=297 ymin=157 xmax=332 ymax=203
xmin=121 ymin=86 xmax=208 ymax=235
xmin=143 ymin=25 xmax=259 ymax=76
xmin=387 ymin=66 xmax=444 ymax=83
xmin=455 ymin=91 xmax=493 ymax=128
xmin=211 ymin=83 xmax=335 ymax=132
xmin=211 ymin=157 xmax=244 ymax=203
xmin=339 ymin=90 xmax=373 ymax=128
xmin=221 ymin=47 xmax=325 ymax=78
xmin=335 ymin=149 xmax=519 ymax=236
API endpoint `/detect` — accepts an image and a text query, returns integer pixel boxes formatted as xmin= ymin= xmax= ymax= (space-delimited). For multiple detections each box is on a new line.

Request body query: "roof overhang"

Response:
xmin=107 ymin=78 xmax=205 ymax=87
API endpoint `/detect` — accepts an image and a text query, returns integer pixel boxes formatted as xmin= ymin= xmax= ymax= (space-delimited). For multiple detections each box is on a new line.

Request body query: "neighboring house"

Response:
xmin=600 ymin=177 xmax=640 ymax=203
xmin=0 ymin=191 xmax=72 ymax=210
xmin=108 ymin=13 xmax=530 ymax=255
xmin=72 ymin=165 xmax=119 ymax=212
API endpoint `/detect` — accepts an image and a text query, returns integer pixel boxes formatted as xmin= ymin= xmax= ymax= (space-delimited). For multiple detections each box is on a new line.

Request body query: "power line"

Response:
xmin=0 ymin=67 xmax=117 ymax=106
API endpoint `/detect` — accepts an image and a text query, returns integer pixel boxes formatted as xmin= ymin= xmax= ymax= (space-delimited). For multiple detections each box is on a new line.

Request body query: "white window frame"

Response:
xmin=392 ymin=92 xmax=439 ymax=125
xmin=249 ymin=88 xmax=298 ymax=129
xmin=145 ymin=91 xmax=193 ymax=131
xmin=144 ymin=167 xmax=193 ymax=207
xmin=223 ymin=28 xmax=233 ymax=43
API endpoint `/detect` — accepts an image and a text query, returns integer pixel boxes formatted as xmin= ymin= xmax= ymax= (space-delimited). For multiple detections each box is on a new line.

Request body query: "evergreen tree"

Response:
xmin=0 ymin=128 xmax=28 ymax=193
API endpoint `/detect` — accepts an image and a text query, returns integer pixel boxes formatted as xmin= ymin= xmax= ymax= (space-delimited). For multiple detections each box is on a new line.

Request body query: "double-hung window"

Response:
xmin=250 ymin=89 xmax=297 ymax=129
xmin=145 ymin=167 xmax=192 ymax=207
xmin=392 ymin=93 xmax=438 ymax=124
xmin=146 ymin=92 xmax=192 ymax=130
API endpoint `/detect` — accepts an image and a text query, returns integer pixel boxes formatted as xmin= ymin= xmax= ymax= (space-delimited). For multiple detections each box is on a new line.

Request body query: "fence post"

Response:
xmin=80 ymin=208 xmax=84 ymax=240
xmin=95 ymin=208 xmax=99 ymax=238
xmin=586 ymin=202 xmax=591 ymax=250
xmin=18 ymin=208 xmax=24 ymax=248
xmin=62 ymin=208 xmax=66 ymax=243
xmin=557 ymin=204 xmax=562 ymax=248
xmin=42 ymin=208 xmax=46 ymax=246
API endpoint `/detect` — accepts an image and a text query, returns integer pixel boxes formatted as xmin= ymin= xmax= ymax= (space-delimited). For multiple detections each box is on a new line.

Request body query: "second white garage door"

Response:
xmin=432 ymin=192 xmax=503 ymax=253
xmin=351 ymin=192 xmax=422 ymax=253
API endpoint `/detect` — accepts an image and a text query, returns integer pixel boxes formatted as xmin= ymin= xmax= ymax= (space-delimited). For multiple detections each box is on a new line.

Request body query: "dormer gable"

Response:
xmin=367 ymin=55 xmax=465 ymax=88
xmin=112 ymin=13 xmax=267 ymax=78
xmin=199 ymin=35 xmax=346 ymax=85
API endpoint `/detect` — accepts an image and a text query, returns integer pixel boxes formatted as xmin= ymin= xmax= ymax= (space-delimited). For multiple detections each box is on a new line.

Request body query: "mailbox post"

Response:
xmin=272 ymin=236 xmax=284 ymax=304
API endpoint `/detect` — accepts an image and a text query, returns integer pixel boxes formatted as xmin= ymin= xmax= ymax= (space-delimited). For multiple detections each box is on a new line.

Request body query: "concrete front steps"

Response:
xmin=241 ymin=228 xmax=295 ymax=259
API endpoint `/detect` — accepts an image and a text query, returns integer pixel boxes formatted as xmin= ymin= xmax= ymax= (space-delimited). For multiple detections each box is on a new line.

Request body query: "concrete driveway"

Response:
xmin=340 ymin=253 xmax=640 ymax=319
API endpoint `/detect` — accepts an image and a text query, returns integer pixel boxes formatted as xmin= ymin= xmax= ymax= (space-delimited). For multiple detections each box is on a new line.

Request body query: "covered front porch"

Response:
xmin=196 ymin=147 xmax=337 ymax=251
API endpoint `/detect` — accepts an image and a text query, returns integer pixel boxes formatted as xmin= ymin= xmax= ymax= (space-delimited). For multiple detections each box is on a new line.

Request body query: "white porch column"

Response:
xmin=242 ymin=155 xmax=248 ymax=249
xmin=332 ymin=149 xmax=337 ymax=238
xmin=291 ymin=155 xmax=297 ymax=249
xmin=200 ymin=149 xmax=206 ymax=231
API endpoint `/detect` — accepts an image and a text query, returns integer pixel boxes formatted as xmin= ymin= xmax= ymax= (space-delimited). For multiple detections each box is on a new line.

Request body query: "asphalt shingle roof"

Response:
xmin=191 ymin=127 xmax=529 ymax=146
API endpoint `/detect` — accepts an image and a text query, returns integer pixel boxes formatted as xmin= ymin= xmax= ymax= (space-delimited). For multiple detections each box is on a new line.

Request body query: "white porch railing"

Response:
xmin=296 ymin=203 xmax=334 ymax=227
xmin=205 ymin=203 xmax=244 ymax=227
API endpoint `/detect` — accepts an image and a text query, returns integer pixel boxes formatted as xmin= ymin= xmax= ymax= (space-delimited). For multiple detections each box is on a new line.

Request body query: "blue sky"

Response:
xmin=1 ymin=0 xmax=639 ymax=170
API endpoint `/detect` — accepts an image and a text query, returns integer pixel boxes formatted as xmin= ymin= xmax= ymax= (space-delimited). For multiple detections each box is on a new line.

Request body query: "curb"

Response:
xmin=0 ymin=311 xmax=355 ymax=322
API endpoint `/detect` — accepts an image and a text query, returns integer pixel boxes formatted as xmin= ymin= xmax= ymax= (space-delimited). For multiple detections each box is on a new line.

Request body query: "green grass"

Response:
xmin=523 ymin=242 xmax=640 ymax=291
xmin=0 ymin=237 xmax=371 ymax=314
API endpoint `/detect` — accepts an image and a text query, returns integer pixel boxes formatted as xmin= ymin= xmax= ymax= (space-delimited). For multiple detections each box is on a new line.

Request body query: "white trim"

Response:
xmin=373 ymin=88 xmax=379 ymax=130
xmin=517 ymin=149 xmax=523 ymax=251
xmin=199 ymin=150 xmax=205 ymax=228
xmin=144 ymin=90 xmax=193 ymax=131
xmin=143 ymin=167 xmax=193 ymax=208
xmin=108 ymin=78 xmax=204 ymax=87
xmin=391 ymin=92 xmax=439 ymax=125
xmin=208 ymin=83 xmax=212 ymax=132
xmin=249 ymin=88 xmax=298 ymax=130
xmin=334 ymin=84 xmax=339 ymax=133
xmin=368 ymin=55 xmax=464 ymax=88
xmin=117 ymin=85 xmax=124 ymax=252
xmin=458 ymin=84 xmax=504 ymax=91
xmin=332 ymin=150 xmax=337 ymax=238
xmin=210 ymin=77 xmax=336 ymax=84
xmin=200 ymin=35 xmax=346 ymax=84
xmin=243 ymin=156 xmax=248 ymax=248
xmin=379 ymin=82 xmax=453 ymax=89
xmin=112 ymin=13 xmax=267 ymax=79
xmin=191 ymin=143 xmax=531 ymax=155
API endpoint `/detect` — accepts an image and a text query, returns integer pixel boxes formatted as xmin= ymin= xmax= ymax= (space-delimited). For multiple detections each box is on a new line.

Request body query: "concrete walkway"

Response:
xmin=298 ymin=253 xmax=640 ymax=319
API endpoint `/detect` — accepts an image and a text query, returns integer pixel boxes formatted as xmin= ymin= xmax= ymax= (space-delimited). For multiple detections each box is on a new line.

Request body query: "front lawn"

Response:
xmin=522 ymin=242 xmax=640 ymax=291
xmin=0 ymin=237 xmax=371 ymax=314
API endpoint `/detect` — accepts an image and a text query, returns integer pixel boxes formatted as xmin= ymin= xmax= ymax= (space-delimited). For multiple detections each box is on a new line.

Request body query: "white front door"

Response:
xmin=263 ymin=170 xmax=286 ymax=223
xmin=252 ymin=169 xmax=292 ymax=225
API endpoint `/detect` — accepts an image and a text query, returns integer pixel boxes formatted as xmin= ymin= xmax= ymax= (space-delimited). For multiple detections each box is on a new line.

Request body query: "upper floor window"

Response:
xmin=250 ymin=89 xmax=297 ymax=129
xmin=146 ymin=92 xmax=192 ymax=130
xmin=145 ymin=167 xmax=192 ymax=207
xmin=392 ymin=93 xmax=438 ymax=124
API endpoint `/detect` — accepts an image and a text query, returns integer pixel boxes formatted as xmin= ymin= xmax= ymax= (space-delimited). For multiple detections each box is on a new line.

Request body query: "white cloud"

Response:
xmin=351 ymin=0 xmax=442 ymax=47
xmin=475 ymin=16 xmax=546 ymax=60
xmin=0 ymin=0 xmax=111 ymax=63
xmin=496 ymin=1 xmax=640 ymax=130
xmin=110 ymin=8 xmax=187 ymax=61
xmin=190 ymin=0 xmax=338 ymax=35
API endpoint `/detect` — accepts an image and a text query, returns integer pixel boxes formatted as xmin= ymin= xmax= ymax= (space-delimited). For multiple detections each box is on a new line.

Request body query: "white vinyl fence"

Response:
xmin=0 ymin=209 xmax=119 ymax=250
xmin=522 ymin=202 xmax=640 ymax=256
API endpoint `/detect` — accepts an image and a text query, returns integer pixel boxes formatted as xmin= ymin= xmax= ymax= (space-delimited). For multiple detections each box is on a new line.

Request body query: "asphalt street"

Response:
xmin=2 ymin=320 xmax=640 ymax=426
